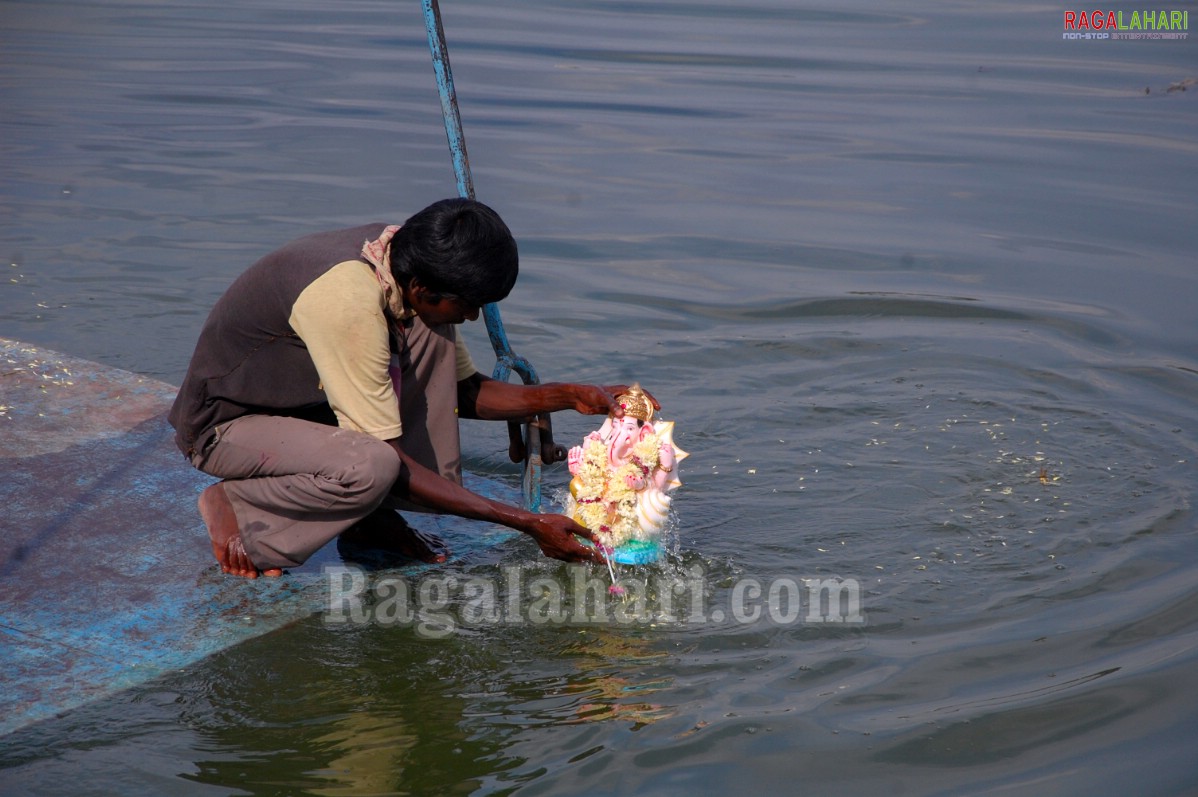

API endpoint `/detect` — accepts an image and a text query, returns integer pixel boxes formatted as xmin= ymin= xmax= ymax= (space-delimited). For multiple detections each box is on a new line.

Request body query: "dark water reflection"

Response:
xmin=3 ymin=0 xmax=1197 ymax=794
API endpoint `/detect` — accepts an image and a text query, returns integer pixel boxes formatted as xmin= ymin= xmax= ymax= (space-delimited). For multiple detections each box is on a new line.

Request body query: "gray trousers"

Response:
xmin=191 ymin=314 xmax=463 ymax=569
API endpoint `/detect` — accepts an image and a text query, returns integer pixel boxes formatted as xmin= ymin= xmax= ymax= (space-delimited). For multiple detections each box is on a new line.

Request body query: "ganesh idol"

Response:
xmin=564 ymin=385 xmax=687 ymax=562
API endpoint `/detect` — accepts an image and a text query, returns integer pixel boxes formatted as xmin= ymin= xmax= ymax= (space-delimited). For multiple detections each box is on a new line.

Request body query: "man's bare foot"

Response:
xmin=340 ymin=508 xmax=450 ymax=564
xmin=198 ymin=483 xmax=283 ymax=578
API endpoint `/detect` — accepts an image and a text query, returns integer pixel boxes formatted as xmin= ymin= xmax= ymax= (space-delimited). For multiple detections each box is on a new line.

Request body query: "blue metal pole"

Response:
xmin=421 ymin=0 xmax=473 ymax=201
xmin=421 ymin=0 xmax=545 ymax=511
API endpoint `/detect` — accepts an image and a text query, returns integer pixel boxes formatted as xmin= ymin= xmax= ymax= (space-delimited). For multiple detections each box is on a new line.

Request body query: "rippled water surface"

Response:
xmin=3 ymin=0 xmax=1197 ymax=794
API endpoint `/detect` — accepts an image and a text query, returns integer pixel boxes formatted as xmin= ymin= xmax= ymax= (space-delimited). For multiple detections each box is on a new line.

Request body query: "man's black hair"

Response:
xmin=389 ymin=198 xmax=518 ymax=306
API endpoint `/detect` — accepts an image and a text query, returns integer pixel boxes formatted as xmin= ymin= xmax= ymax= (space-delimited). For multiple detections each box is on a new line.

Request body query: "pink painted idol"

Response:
xmin=565 ymin=385 xmax=687 ymax=554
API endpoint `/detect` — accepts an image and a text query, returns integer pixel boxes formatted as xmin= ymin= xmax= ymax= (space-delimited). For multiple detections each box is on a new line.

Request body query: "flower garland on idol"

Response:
xmin=570 ymin=429 xmax=662 ymax=547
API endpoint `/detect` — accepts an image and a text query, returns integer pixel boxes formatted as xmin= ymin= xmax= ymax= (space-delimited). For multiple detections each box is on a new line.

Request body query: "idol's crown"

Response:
xmin=616 ymin=384 xmax=654 ymax=422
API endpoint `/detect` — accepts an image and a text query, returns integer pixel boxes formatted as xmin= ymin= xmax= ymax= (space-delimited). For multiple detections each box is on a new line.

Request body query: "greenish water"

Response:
xmin=3 ymin=0 xmax=1197 ymax=794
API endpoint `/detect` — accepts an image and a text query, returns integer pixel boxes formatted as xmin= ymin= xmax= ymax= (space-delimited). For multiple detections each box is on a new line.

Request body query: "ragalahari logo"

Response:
xmin=1063 ymin=9 xmax=1190 ymax=40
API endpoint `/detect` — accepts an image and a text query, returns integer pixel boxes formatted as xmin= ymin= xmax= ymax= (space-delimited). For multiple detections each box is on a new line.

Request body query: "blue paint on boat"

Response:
xmin=0 ymin=338 xmax=517 ymax=736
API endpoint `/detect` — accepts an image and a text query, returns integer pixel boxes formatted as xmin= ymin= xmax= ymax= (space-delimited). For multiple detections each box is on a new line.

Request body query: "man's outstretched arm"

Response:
xmin=456 ymin=373 xmax=659 ymax=421
xmin=385 ymin=437 xmax=605 ymax=563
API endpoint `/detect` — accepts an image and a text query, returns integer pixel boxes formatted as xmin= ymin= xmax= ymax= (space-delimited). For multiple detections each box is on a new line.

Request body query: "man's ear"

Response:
xmin=409 ymin=279 xmax=444 ymax=305
xmin=407 ymin=278 xmax=431 ymax=304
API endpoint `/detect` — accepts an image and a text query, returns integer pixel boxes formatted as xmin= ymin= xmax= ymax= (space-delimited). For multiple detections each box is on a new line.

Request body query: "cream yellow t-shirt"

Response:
xmin=288 ymin=259 xmax=477 ymax=440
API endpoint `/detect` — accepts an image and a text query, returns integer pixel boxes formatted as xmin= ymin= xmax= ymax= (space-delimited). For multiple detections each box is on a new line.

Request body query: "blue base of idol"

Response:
xmin=581 ymin=536 xmax=663 ymax=565
xmin=612 ymin=538 xmax=664 ymax=565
